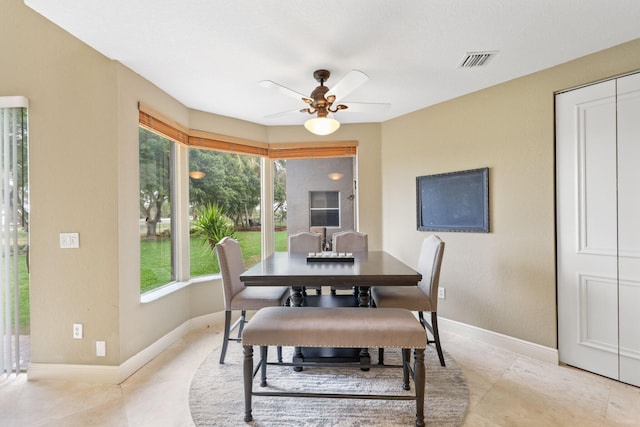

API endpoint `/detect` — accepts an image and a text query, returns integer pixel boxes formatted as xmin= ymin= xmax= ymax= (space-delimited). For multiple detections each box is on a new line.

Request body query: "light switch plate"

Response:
xmin=60 ymin=232 xmax=79 ymax=249
xmin=96 ymin=341 xmax=106 ymax=357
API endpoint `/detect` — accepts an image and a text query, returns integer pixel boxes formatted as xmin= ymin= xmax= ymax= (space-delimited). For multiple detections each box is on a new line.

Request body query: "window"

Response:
xmin=137 ymin=103 xmax=357 ymax=296
xmin=309 ymin=191 xmax=340 ymax=227
xmin=139 ymin=128 xmax=175 ymax=293
xmin=189 ymin=148 xmax=262 ymax=276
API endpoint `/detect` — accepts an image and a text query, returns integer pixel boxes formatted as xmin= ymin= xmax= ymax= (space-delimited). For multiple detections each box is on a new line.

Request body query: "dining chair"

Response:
xmin=331 ymin=230 xmax=368 ymax=295
xmin=371 ymin=234 xmax=446 ymax=366
xmin=332 ymin=230 xmax=368 ymax=252
xmin=288 ymin=231 xmax=323 ymax=295
xmin=216 ymin=236 xmax=290 ymax=364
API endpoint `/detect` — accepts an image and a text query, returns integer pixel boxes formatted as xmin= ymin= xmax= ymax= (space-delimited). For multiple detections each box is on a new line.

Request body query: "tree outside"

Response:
xmin=139 ymin=128 xmax=172 ymax=238
xmin=139 ymin=134 xmax=291 ymax=292
xmin=189 ymin=149 xmax=261 ymax=229
xmin=273 ymin=160 xmax=287 ymax=227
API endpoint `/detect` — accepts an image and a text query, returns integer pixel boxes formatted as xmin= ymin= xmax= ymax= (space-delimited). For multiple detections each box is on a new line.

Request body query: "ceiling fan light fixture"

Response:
xmin=304 ymin=116 xmax=340 ymax=136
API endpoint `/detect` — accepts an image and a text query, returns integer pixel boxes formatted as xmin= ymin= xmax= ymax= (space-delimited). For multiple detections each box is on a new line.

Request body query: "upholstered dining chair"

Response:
xmin=331 ymin=230 xmax=368 ymax=295
xmin=216 ymin=237 xmax=290 ymax=364
xmin=332 ymin=230 xmax=368 ymax=252
xmin=371 ymin=234 xmax=446 ymax=366
xmin=288 ymin=231 xmax=323 ymax=295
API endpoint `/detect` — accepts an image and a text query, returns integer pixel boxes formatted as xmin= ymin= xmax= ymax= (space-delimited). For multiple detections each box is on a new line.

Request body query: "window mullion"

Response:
xmin=173 ymin=144 xmax=190 ymax=281
xmin=261 ymin=157 xmax=274 ymax=258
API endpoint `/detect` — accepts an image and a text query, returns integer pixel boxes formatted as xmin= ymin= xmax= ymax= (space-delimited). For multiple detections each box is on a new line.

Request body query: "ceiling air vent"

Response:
xmin=458 ymin=51 xmax=498 ymax=68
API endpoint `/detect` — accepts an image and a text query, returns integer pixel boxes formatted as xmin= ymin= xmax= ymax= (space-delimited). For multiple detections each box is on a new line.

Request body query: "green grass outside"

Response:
xmin=141 ymin=230 xmax=288 ymax=293
xmin=5 ymin=228 xmax=30 ymax=334
xmin=12 ymin=254 xmax=30 ymax=334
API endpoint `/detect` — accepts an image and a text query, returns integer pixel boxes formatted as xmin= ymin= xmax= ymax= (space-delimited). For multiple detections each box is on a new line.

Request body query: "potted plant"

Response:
xmin=192 ymin=203 xmax=237 ymax=251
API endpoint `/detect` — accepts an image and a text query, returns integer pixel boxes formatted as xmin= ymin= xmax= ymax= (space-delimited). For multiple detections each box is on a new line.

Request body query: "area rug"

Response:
xmin=189 ymin=344 xmax=468 ymax=426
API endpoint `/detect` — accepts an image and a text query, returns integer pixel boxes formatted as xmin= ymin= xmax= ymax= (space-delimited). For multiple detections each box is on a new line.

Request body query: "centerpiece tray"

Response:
xmin=306 ymin=252 xmax=355 ymax=263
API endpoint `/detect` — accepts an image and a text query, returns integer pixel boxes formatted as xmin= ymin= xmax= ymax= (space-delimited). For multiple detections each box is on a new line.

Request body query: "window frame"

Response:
xmin=137 ymin=103 xmax=358 ymax=301
xmin=309 ymin=190 xmax=341 ymax=228
xmin=138 ymin=127 xmax=178 ymax=294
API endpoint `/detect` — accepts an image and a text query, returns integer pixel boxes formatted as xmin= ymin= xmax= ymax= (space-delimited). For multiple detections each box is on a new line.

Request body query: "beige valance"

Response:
xmin=138 ymin=102 xmax=357 ymax=159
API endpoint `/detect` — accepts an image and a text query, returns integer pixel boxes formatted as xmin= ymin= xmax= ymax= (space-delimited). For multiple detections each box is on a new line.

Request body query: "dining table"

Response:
xmin=240 ymin=250 xmax=422 ymax=366
xmin=240 ymin=250 xmax=422 ymax=307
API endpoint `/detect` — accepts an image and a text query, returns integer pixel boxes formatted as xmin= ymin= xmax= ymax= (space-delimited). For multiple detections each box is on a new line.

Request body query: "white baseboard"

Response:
xmin=28 ymin=312 xmax=558 ymax=383
xmin=439 ymin=317 xmax=559 ymax=364
xmin=28 ymin=311 xmax=225 ymax=384
xmin=27 ymin=363 xmax=121 ymax=383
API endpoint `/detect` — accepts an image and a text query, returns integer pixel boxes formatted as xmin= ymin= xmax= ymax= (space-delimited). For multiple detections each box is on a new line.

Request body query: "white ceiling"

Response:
xmin=25 ymin=0 xmax=640 ymax=127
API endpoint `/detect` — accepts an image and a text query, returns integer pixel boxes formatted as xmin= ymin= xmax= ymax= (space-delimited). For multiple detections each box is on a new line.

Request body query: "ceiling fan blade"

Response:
xmin=259 ymin=80 xmax=308 ymax=101
xmin=340 ymin=102 xmax=391 ymax=113
xmin=327 ymin=70 xmax=369 ymax=103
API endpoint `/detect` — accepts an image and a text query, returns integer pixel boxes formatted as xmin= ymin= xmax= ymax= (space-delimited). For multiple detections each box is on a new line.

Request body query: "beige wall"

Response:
xmin=2 ymin=0 xmax=123 ymax=365
xmin=381 ymin=38 xmax=640 ymax=348
xmin=6 ymin=0 xmax=640 ymax=373
xmin=1 ymin=0 xmax=383 ymax=370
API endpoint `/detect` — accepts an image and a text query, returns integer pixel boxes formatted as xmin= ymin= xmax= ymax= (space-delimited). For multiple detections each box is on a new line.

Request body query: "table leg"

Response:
xmin=358 ymin=286 xmax=371 ymax=307
xmin=359 ymin=348 xmax=371 ymax=371
xmin=290 ymin=286 xmax=305 ymax=370
xmin=290 ymin=286 xmax=304 ymax=307
xmin=292 ymin=346 xmax=304 ymax=372
xmin=357 ymin=286 xmax=372 ymax=367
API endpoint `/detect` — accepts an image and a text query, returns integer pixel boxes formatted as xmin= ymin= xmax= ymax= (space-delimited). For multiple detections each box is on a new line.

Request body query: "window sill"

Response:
xmin=140 ymin=274 xmax=221 ymax=304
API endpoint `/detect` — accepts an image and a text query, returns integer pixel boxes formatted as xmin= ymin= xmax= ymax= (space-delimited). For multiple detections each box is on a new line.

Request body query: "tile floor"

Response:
xmin=1 ymin=317 xmax=639 ymax=426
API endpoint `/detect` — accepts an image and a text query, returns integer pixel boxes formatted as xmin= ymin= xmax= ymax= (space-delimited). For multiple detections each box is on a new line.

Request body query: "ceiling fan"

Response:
xmin=259 ymin=69 xmax=390 ymax=135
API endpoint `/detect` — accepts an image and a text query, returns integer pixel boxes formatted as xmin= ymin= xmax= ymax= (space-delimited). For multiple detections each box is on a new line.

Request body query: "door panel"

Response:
xmin=578 ymin=274 xmax=618 ymax=355
xmin=619 ymin=279 xmax=640 ymax=385
xmin=617 ymin=73 xmax=640 ymax=386
xmin=558 ymin=73 xmax=640 ymax=387
xmin=556 ymin=80 xmax=619 ymax=379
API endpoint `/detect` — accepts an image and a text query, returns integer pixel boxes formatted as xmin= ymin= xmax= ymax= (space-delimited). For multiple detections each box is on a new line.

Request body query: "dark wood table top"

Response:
xmin=240 ymin=251 xmax=422 ymax=288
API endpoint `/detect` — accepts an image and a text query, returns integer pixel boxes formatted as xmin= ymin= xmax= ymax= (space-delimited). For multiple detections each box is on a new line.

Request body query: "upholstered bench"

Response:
xmin=242 ymin=306 xmax=427 ymax=427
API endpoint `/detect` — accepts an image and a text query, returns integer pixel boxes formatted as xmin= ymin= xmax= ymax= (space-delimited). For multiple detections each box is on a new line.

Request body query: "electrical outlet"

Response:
xmin=96 ymin=341 xmax=106 ymax=357
xmin=438 ymin=288 xmax=446 ymax=299
xmin=73 ymin=323 xmax=83 ymax=339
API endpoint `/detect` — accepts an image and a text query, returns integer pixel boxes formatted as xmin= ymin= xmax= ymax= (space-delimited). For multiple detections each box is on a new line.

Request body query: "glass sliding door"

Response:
xmin=0 ymin=96 xmax=30 ymax=376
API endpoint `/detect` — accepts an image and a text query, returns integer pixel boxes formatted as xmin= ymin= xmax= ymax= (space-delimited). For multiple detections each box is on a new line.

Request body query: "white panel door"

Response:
xmin=617 ymin=73 xmax=640 ymax=387
xmin=556 ymin=80 xmax=620 ymax=380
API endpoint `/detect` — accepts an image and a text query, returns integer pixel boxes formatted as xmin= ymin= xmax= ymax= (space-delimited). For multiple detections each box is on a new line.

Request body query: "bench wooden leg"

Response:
xmin=414 ymin=348 xmax=425 ymax=427
xmin=242 ymin=345 xmax=253 ymax=422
